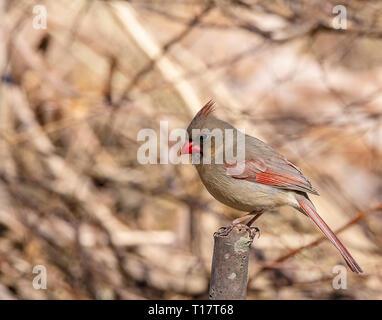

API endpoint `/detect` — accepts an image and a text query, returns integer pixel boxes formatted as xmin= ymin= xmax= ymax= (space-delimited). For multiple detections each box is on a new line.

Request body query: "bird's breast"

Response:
xmin=196 ymin=163 xmax=294 ymax=212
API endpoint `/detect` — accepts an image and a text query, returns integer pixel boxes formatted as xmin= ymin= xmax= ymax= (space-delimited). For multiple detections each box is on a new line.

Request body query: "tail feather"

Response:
xmin=297 ymin=196 xmax=363 ymax=274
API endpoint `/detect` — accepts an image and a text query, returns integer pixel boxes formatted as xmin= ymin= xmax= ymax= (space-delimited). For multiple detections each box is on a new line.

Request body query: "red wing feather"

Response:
xmin=225 ymin=158 xmax=319 ymax=195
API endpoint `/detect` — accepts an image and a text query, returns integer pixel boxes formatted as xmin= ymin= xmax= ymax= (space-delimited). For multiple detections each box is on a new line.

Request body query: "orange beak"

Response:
xmin=181 ymin=141 xmax=202 ymax=154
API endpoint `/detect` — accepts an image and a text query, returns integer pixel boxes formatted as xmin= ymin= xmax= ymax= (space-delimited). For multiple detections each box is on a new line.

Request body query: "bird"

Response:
xmin=181 ymin=100 xmax=362 ymax=274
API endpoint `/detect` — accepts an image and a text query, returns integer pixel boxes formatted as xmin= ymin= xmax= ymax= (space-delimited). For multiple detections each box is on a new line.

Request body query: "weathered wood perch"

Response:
xmin=209 ymin=224 xmax=257 ymax=300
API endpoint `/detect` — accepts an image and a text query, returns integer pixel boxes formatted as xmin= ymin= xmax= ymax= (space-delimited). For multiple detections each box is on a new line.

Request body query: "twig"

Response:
xmin=107 ymin=1 xmax=210 ymax=110
xmin=209 ymin=225 xmax=257 ymax=300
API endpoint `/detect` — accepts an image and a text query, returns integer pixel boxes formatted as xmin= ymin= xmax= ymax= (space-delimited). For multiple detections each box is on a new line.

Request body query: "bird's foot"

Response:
xmin=216 ymin=224 xmax=235 ymax=236
xmin=217 ymin=223 xmax=260 ymax=237
xmin=250 ymin=226 xmax=261 ymax=238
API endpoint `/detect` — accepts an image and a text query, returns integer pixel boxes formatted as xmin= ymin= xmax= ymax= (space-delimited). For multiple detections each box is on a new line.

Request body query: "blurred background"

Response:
xmin=0 ymin=0 xmax=381 ymax=299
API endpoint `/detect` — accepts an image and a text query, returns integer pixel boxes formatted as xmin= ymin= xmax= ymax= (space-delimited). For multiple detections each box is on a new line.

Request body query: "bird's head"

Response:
xmin=181 ymin=100 xmax=216 ymax=157
xmin=181 ymin=101 xmax=235 ymax=163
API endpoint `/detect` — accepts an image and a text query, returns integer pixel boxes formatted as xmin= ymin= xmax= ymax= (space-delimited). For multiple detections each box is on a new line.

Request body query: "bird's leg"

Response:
xmin=246 ymin=210 xmax=264 ymax=226
xmin=217 ymin=210 xmax=263 ymax=236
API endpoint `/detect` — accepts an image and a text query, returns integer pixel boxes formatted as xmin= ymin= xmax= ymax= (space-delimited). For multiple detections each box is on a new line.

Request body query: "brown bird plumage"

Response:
xmin=181 ymin=101 xmax=362 ymax=273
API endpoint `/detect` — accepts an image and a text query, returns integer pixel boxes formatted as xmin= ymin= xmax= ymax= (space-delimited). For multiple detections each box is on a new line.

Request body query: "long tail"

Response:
xmin=296 ymin=195 xmax=363 ymax=274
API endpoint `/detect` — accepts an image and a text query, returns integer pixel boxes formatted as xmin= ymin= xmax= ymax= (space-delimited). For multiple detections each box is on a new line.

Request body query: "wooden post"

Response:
xmin=209 ymin=224 xmax=257 ymax=300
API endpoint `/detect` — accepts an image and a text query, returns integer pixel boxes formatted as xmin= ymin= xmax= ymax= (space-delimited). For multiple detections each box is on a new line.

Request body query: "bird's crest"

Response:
xmin=195 ymin=100 xmax=215 ymax=119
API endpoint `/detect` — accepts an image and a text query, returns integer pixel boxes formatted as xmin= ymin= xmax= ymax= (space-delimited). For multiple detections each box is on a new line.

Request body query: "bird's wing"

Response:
xmin=224 ymin=155 xmax=319 ymax=195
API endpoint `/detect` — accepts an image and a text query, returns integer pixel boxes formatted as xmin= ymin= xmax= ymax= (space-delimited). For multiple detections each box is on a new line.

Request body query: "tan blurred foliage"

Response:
xmin=0 ymin=0 xmax=381 ymax=299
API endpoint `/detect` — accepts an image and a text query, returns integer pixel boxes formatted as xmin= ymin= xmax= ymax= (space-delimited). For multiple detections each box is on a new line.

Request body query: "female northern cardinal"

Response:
xmin=181 ymin=101 xmax=362 ymax=273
